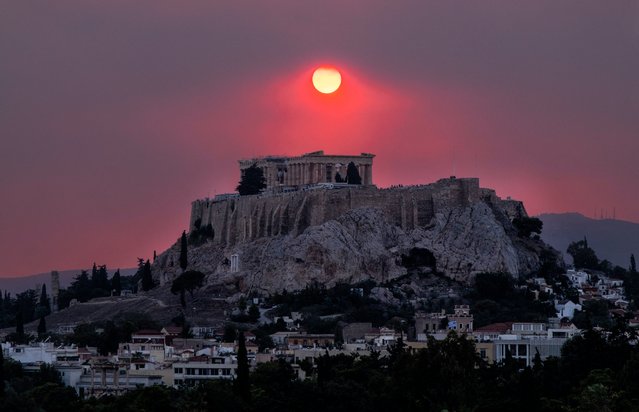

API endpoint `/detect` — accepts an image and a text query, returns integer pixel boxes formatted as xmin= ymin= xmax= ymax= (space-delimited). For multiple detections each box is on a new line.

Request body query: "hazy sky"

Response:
xmin=1 ymin=1 xmax=638 ymax=277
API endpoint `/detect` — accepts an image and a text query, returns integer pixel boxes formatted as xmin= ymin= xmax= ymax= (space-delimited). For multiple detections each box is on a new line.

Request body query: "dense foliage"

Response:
xmin=171 ymin=270 xmax=205 ymax=308
xmin=345 ymin=161 xmax=362 ymax=185
xmin=512 ymin=216 xmax=543 ymax=238
xmin=567 ymin=238 xmax=600 ymax=270
xmin=236 ymin=164 xmax=266 ymax=195
xmin=466 ymin=273 xmax=555 ymax=328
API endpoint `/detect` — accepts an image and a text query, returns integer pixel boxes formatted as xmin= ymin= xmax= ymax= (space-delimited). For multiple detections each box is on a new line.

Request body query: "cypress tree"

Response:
xmin=179 ymin=231 xmax=188 ymax=272
xmin=38 ymin=316 xmax=46 ymax=336
xmin=39 ymin=284 xmax=51 ymax=315
xmin=111 ymin=269 xmax=122 ymax=296
xmin=16 ymin=310 xmax=24 ymax=342
xmin=346 ymin=162 xmax=362 ymax=185
xmin=236 ymin=331 xmax=250 ymax=399
xmin=91 ymin=262 xmax=98 ymax=287
xmin=236 ymin=163 xmax=266 ymax=195
xmin=141 ymin=260 xmax=155 ymax=291
xmin=631 ymin=254 xmax=637 ymax=273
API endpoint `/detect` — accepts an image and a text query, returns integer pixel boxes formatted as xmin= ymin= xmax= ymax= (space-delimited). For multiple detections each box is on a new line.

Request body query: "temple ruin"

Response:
xmin=238 ymin=150 xmax=374 ymax=190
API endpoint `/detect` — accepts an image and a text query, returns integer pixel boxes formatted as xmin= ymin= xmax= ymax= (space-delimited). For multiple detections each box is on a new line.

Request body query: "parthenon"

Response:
xmin=238 ymin=151 xmax=374 ymax=190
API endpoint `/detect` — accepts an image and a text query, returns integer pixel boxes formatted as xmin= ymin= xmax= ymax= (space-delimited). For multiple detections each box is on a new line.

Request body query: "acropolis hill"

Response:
xmin=153 ymin=151 xmax=560 ymax=295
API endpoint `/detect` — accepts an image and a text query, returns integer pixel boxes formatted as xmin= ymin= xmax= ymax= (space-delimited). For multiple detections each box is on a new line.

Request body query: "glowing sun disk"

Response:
xmin=312 ymin=67 xmax=341 ymax=94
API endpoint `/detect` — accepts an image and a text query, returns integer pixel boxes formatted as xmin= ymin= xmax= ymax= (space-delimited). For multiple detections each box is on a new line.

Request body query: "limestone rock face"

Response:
xmin=154 ymin=187 xmax=560 ymax=295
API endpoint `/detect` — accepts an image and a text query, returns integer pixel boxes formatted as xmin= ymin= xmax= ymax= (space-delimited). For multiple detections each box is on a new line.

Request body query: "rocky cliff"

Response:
xmin=153 ymin=177 xmax=561 ymax=295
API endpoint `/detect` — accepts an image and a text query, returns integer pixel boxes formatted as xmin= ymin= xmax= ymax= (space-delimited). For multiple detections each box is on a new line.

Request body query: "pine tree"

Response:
xmin=236 ymin=163 xmax=266 ymax=195
xmin=248 ymin=304 xmax=260 ymax=323
xmin=179 ymin=231 xmax=188 ymax=272
xmin=16 ymin=311 xmax=24 ymax=342
xmin=111 ymin=269 xmax=122 ymax=296
xmin=39 ymin=284 xmax=51 ymax=315
xmin=346 ymin=162 xmax=362 ymax=185
xmin=141 ymin=260 xmax=155 ymax=291
xmin=37 ymin=316 xmax=46 ymax=337
xmin=95 ymin=265 xmax=110 ymax=291
xmin=236 ymin=331 xmax=250 ymax=399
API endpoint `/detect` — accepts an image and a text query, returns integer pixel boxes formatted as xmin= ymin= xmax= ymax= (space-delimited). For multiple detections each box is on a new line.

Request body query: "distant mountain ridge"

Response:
xmin=0 ymin=268 xmax=137 ymax=295
xmin=539 ymin=212 xmax=639 ymax=268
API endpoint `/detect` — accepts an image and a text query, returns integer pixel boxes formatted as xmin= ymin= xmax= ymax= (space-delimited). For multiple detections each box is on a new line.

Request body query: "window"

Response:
xmin=174 ymin=368 xmax=183 ymax=374
xmin=480 ymin=349 xmax=487 ymax=359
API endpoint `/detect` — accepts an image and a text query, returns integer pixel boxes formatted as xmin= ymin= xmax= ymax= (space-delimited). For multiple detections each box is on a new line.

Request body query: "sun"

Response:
xmin=312 ymin=67 xmax=342 ymax=94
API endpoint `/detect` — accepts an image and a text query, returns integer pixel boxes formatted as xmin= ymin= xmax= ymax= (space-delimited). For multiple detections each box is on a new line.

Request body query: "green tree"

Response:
xmin=179 ymin=231 xmax=188 ymax=272
xmin=111 ymin=269 xmax=122 ymax=296
xmin=35 ymin=284 xmax=51 ymax=319
xmin=37 ymin=316 xmax=46 ymax=337
xmin=512 ymin=216 xmax=543 ymax=238
xmin=70 ymin=270 xmax=91 ymax=302
xmin=222 ymin=325 xmax=237 ymax=343
xmin=15 ymin=311 xmax=24 ymax=343
xmin=236 ymin=331 xmax=250 ymax=400
xmin=248 ymin=304 xmax=260 ymax=323
xmin=238 ymin=296 xmax=247 ymax=313
xmin=346 ymin=162 xmax=362 ymax=184
xmin=141 ymin=260 xmax=155 ymax=291
xmin=567 ymin=238 xmax=600 ymax=270
xmin=92 ymin=264 xmax=110 ymax=292
xmin=236 ymin=163 xmax=266 ymax=195
xmin=171 ymin=270 xmax=205 ymax=308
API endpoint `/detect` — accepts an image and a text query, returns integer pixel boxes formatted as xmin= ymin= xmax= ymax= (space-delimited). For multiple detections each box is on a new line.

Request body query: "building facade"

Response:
xmin=238 ymin=150 xmax=375 ymax=190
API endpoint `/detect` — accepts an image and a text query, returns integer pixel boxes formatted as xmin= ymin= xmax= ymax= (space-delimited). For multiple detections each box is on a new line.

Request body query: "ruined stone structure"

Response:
xmin=189 ymin=176 xmax=525 ymax=246
xmin=152 ymin=172 xmax=558 ymax=293
xmin=238 ymin=150 xmax=374 ymax=190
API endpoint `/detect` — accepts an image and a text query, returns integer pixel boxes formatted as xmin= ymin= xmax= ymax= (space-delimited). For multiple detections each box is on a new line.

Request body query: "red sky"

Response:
xmin=1 ymin=1 xmax=638 ymax=277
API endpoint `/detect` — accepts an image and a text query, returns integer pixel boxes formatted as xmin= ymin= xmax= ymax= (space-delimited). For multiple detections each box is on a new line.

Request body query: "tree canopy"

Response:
xmin=512 ymin=216 xmax=543 ymax=238
xmin=567 ymin=238 xmax=600 ymax=270
xmin=346 ymin=162 xmax=362 ymax=185
xmin=171 ymin=270 xmax=205 ymax=308
xmin=237 ymin=164 xmax=266 ymax=195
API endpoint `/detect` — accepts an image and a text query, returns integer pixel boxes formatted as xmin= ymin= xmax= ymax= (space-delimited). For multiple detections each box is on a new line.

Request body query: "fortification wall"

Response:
xmin=189 ymin=177 xmax=519 ymax=248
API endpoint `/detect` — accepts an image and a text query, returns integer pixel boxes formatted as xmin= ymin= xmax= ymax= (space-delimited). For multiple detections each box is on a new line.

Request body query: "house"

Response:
xmin=555 ymin=300 xmax=582 ymax=319
xmin=161 ymin=326 xmax=183 ymax=345
xmin=190 ymin=325 xmax=217 ymax=338
xmin=285 ymin=333 xmax=335 ymax=348
xmin=473 ymin=323 xmax=513 ymax=342
xmin=494 ymin=338 xmax=568 ymax=367
xmin=118 ymin=330 xmax=166 ymax=363
xmin=172 ymin=355 xmax=238 ymax=387
xmin=414 ymin=305 xmax=474 ymax=341
xmin=567 ymin=270 xmax=590 ymax=287
xmin=341 ymin=322 xmax=373 ymax=343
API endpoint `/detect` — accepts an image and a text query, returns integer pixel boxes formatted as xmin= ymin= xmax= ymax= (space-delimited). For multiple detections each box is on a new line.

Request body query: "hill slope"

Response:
xmin=539 ymin=213 xmax=639 ymax=267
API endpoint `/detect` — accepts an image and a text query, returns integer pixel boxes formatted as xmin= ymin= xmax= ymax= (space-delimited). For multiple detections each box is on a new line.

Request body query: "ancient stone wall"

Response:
xmin=189 ymin=177 xmax=522 ymax=249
